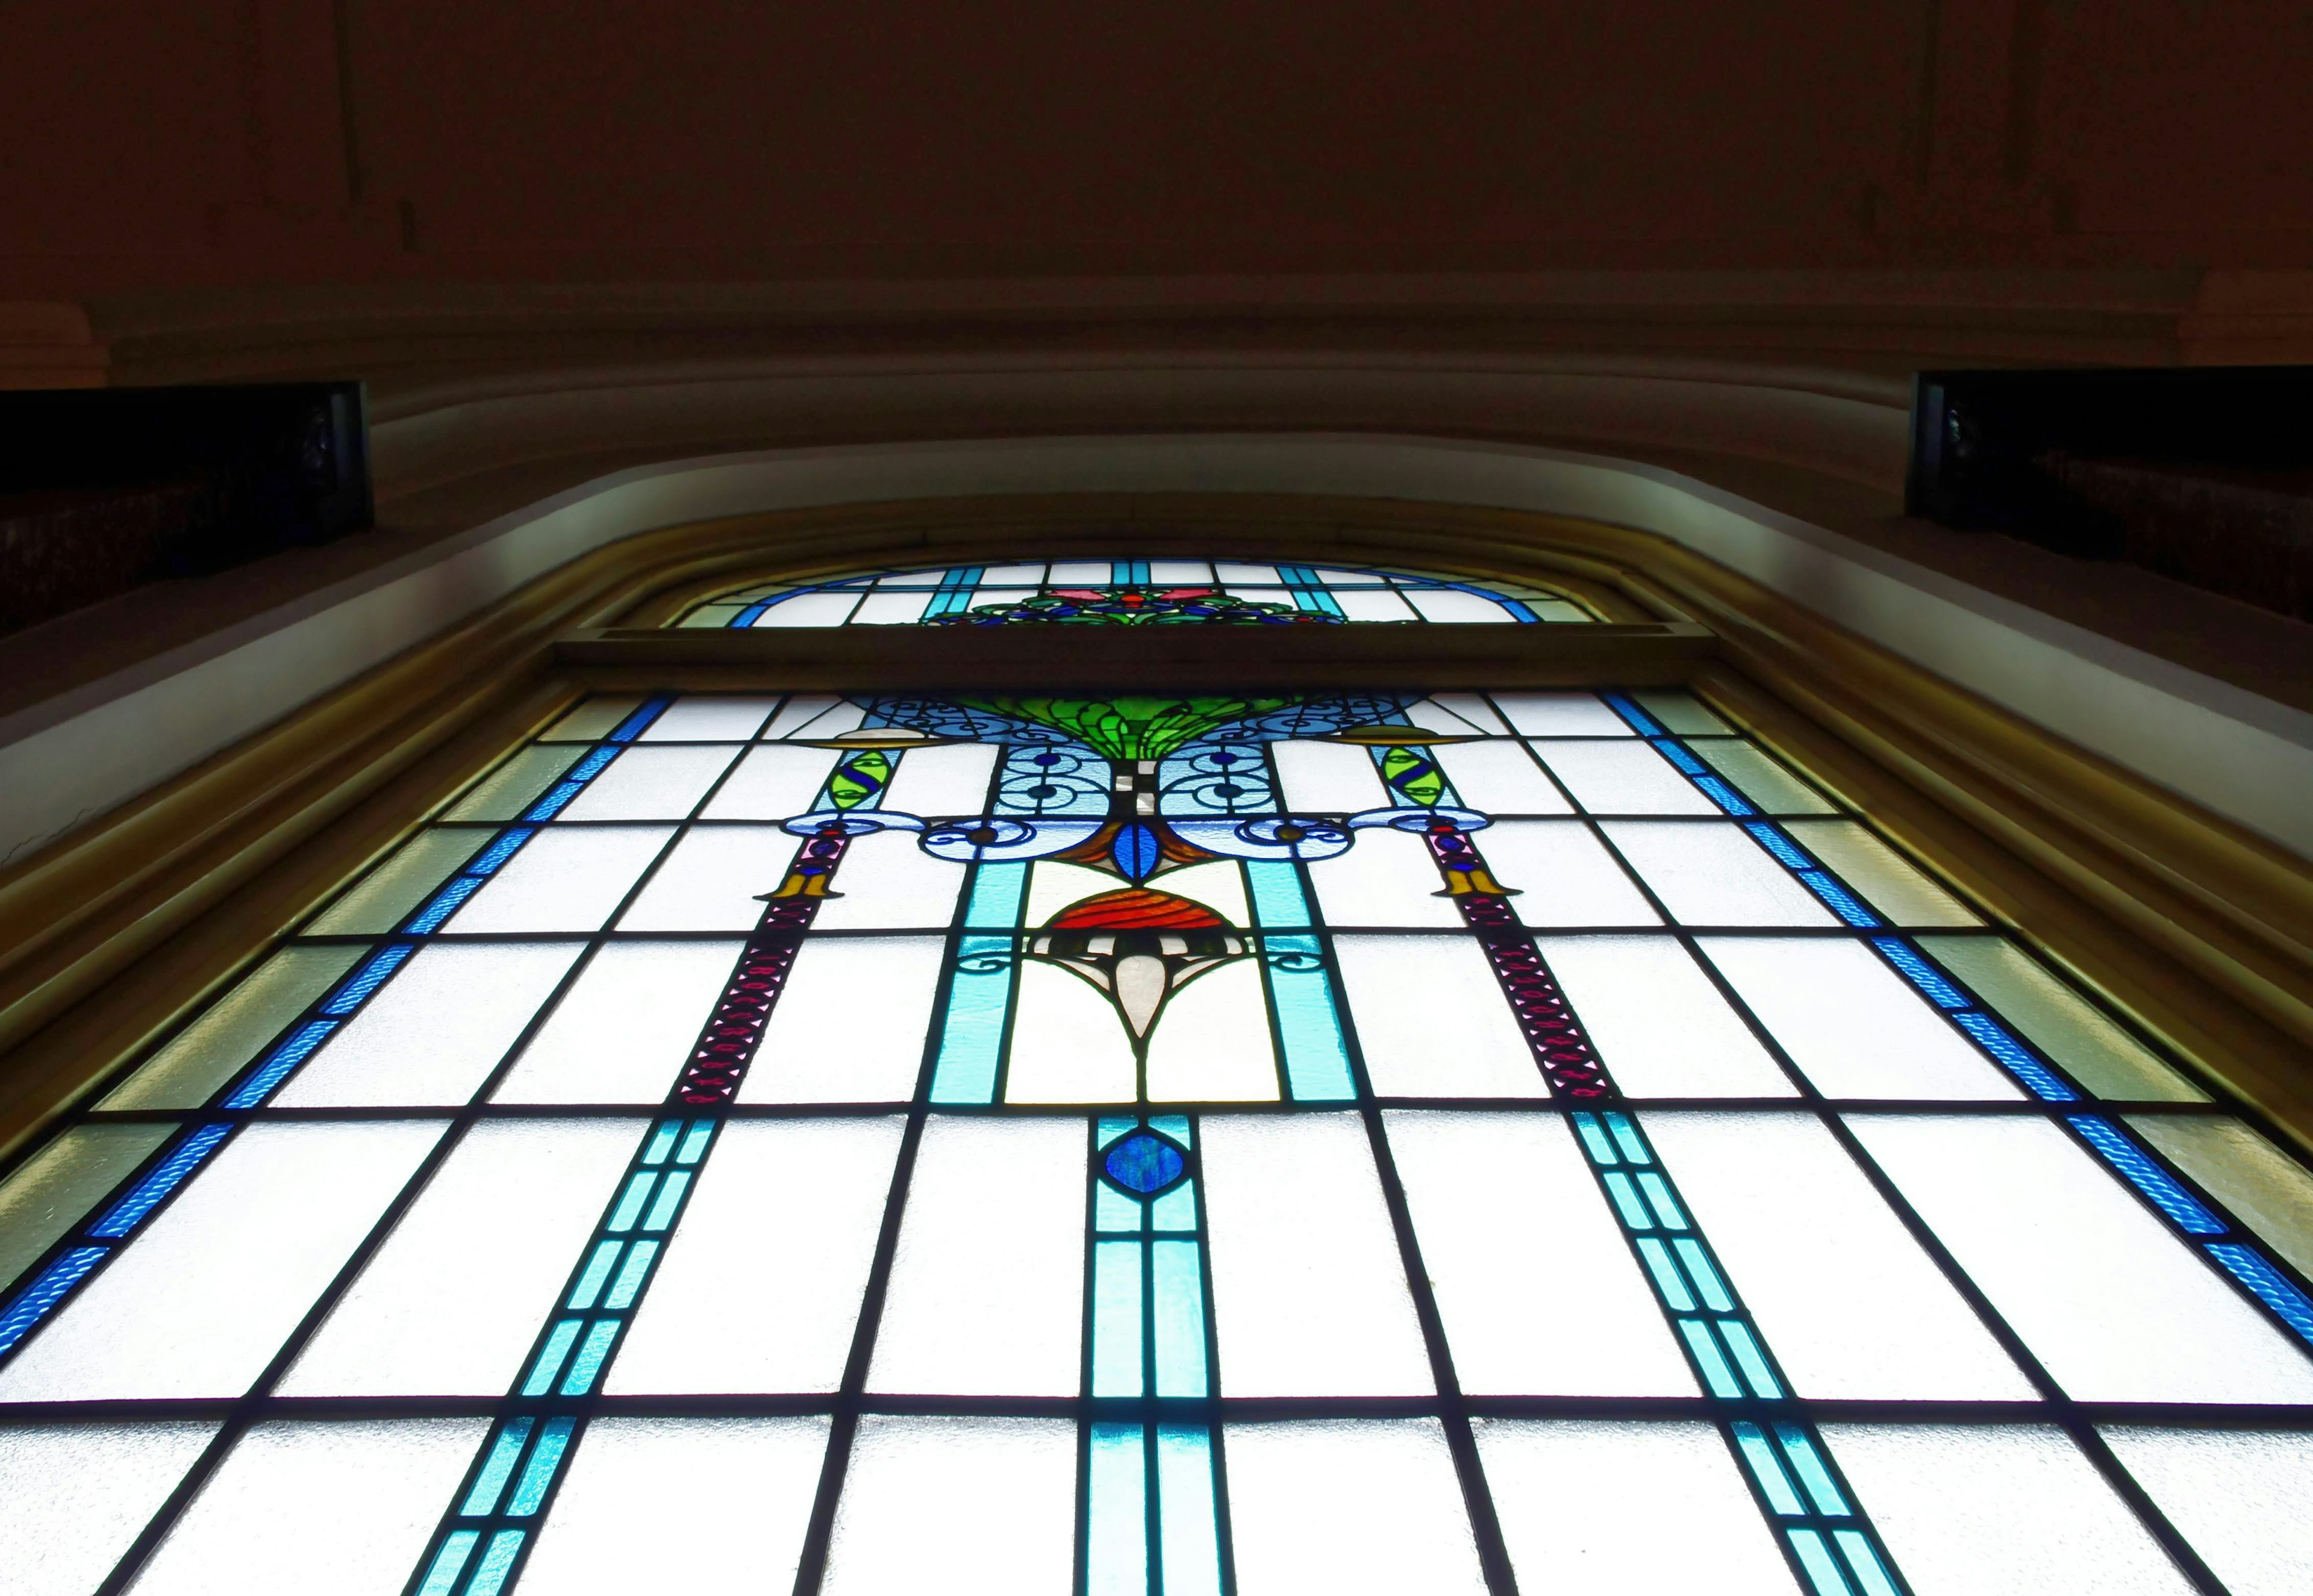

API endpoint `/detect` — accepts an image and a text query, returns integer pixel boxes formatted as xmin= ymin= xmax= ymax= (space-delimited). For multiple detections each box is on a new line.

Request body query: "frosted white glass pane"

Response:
xmin=1318 ymin=567 xmax=1384 ymax=585
xmin=448 ymin=826 xmax=672 ymax=932
xmin=281 ymin=1118 xmax=640 ymax=1396
xmin=699 ymin=744 xmax=842 ymax=820
xmin=2102 ymin=1427 xmax=2313 ymax=1596
xmin=637 ymin=695 xmax=781 ymax=741
xmin=1476 ymin=1420 xmax=1797 ymax=1595
xmin=1847 ymin=1114 xmax=2313 ymax=1402
xmin=1003 ymin=960 xmax=1139 ymax=1103
xmin=809 ymin=828 xmax=967 ymax=930
xmin=1149 ymin=560 xmax=1211 ymax=583
xmin=521 ymin=1417 xmax=830 ymax=1595
xmin=1047 ymin=560 xmax=1111 ymax=584
xmin=976 ymin=563 xmax=1048 ymax=585
xmin=851 ymin=591 xmax=931 ymax=624
xmin=763 ymin=694 xmax=864 ymax=739
xmin=1334 ymin=936 xmax=1546 ymax=1098
xmin=881 ymin=743 xmax=999 ymax=817
xmin=740 ymin=937 xmax=945 ymax=1103
xmin=876 ymin=568 xmax=949 ymax=587
xmin=1306 ymin=828 xmax=1464 ymax=927
xmin=1535 ymin=935 xmax=1792 ymax=1096
xmin=822 ymin=1417 xmax=1076 ymax=1596
xmin=754 ymin=591 xmax=859 ymax=626
xmin=1147 ymin=857 xmax=1250 ymax=923
xmin=1146 ymin=960 xmax=1281 ymax=1102
xmin=1405 ymin=587 xmax=1515 ymax=622
xmin=1384 ymin=1112 xmax=1693 ymax=1395
xmin=1822 ymin=1424 xmax=2194 ymax=1596
xmin=1431 ymin=741 xmax=1570 ymax=813
xmin=1273 ymin=740 xmax=1389 ymax=813
xmin=1202 ymin=1114 xmax=1432 ymax=1395
xmin=1225 ymin=1420 xmax=1485 ymax=1596
xmin=1492 ymin=691 xmax=1631 ymax=735
xmin=494 ymin=941 xmax=740 ymax=1103
xmin=616 ymin=825 xmax=796 ymax=931
xmin=0 ymin=1122 xmax=441 ymax=1402
xmin=1641 ymin=1112 xmax=2033 ymax=1399
xmin=1534 ymin=741 xmax=1719 ymax=815
xmin=1602 ymin=822 xmax=1835 ymax=925
xmin=1702 ymin=937 xmax=2023 ymax=1100
xmin=0 ymin=1422 xmax=219 ymax=1596
xmin=1406 ymin=692 xmax=1509 ymax=734
xmin=275 ymin=943 xmax=582 ymax=1107
xmin=869 ymin=1118 xmax=1081 ymax=1395
xmin=1213 ymin=561 xmax=1281 ymax=585
xmin=557 ymin=746 xmax=737 ymax=821
xmin=127 ymin=1418 xmax=487 ymax=1596
xmin=610 ymin=1118 xmax=904 ymax=1394
xmin=1334 ymin=589 xmax=1417 ymax=621
xmin=1476 ymin=820 xmax=1661 ymax=927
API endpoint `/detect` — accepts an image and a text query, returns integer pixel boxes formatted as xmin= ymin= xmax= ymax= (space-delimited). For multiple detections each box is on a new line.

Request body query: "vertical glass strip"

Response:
xmin=1246 ymin=862 xmax=1355 ymax=1100
xmin=1087 ymin=1423 xmax=1150 ymax=1596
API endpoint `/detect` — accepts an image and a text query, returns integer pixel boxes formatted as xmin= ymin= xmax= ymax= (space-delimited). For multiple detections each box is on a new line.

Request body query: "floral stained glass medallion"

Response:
xmin=2 ymin=669 xmax=2312 ymax=1594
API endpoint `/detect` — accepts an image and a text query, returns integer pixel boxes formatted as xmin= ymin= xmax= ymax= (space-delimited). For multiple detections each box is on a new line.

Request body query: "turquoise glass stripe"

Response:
xmin=1156 ymin=1426 xmax=1226 ymax=1596
xmin=1637 ymin=1172 xmax=1689 ymax=1229
xmin=566 ymin=1241 xmax=622 ymax=1311
xmin=1720 ymin=1320 xmax=1782 ymax=1396
xmin=604 ymin=1240 xmax=659 ymax=1309
xmin=1679 ymin=1319 xmax=1743 ymax=1397
xmin=963 ymin=861 xmax=1028 ymax=927
xmin=1788 ymin=1528 xmax=1857 ymax=1595
xmin=1095 ymin=1184 xmax=1144 ymax=1232
xmin=1635 ymin=1237 xmax=1696 ymax=1310
xmin=1152 ymin=1239 xmax=1210 ymax=1397
xmin=1730 ymin=1423 xmax=1805 ymax=1515
xmin=605 ymin=1173 xmax=657 ymax=1232
xmin=1776 ymin=1425 xmax=1850 ymax=1515
xmin=459 ymin=1421 xmax=533 ymax=1516
xmin=675 ymin=1119 xmax=716 ymax=1164
xmin=640 ymin=1121 xmax=680 ymax=1165
xmin=505 ymin=1418 xmax=573 ymax=1515
xmin=1834 ymin=1530 xmax=1903 ymax=1596
xmin=1092 ymin=1241 xmax=1144 ymax=1398
xmin=929 ymin=935 xmax=1015 ymax=1103
xmin=559 ymin=1320 xmax=621 ymax=1395
xmin=1150 ymin=1186 xmax=1197 ymax=1232
xmin=416 ymin=1530 xmax=481 ymax=1596
xmin=1673 ymin=1239 xmax=1734 ymax=1311
xmin=640 ymin=1171 xmax=690 ymax=1230
xmin=521 ymin=1321 xmax=582 ymax=1397
xmin=1248 ymin=862 xmax=1353 ymax=1099
xmin=1087 ymin=1424 xmax=1148 ymax=1596
xmin=464 ymin=1530 xmax=527 ymax=1596
xmin=1601 ymin=1172 xmax=1653 ymax=1229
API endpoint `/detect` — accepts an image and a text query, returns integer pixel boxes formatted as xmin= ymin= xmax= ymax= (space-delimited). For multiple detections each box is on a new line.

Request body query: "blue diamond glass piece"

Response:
xmin=1103 ymin=1132 xmax=1187 ymax=1195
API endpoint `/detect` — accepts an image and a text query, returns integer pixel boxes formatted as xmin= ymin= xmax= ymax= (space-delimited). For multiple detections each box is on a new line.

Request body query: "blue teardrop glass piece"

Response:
xmin=1103 ymin=1132 xmax=1187 ymax=1195
xmin=1112 ymin=823 xmax=1163 ymax=881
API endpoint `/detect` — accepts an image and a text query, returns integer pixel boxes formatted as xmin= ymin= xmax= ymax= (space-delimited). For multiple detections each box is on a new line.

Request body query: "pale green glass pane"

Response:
xmin=0 ymin=1124 xmax=174 ymax=1288
xmin=1916 ymin=937 xmax=2205 ymax=1102
xmin=677 ymin=605 xmax=744 ymax=629
xmin=1783 ymin=820 xmax=1979 ymax=926
xmin=1631 ymin=691 xmax=1730 ymax=734
xmin=443 ymin=745 xmax=584 ymax=820
xmin=102 ymin=946 xmax=365 ymax=1110
xmin=2129 ymin=1115 xmax=2313 ymax=1278
xmin=1693 ymin=741 xmax=1837 ymax=814
xmin=1531 ymin=600 xmax=1596 ymax=622
xmin=540 ymin=697 xmax=642 ymax=741
xmin=308 ymin=831 xmax=489 ymax=935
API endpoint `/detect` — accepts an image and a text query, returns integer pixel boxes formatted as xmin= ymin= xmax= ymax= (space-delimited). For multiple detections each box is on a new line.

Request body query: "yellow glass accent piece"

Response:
xmin=2128 ymin=1115 xmax=2313 ymax=1279
xmin=1918 ymin=936 xmax=2207 ymax=1102
xmin=1693 ymin=743 xmax=1837 ymax=815
xmin=0 ymin=1124 xmax=174 ymax=1289
xmin=540 ymin=696 xmax=645 ymax=741
xmin=444 ymin=746 xmax=586 ymax=821
xmin=308 ymin=831 xmax=490 ymax=935
xmin=1784 ymin=821 xmax=1979 ymax=926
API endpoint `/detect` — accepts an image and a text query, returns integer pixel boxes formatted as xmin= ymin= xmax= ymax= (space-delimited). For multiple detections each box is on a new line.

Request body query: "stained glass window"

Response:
xmin=675 ymin=560 xmax=1596 ymax=627
xmin=5 ymin=666 xmax=2313 ymax=1590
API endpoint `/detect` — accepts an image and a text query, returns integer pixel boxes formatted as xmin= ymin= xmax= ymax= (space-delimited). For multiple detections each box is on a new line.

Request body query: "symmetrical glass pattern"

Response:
xmin=5 ymin=678 xmax=2313 ymax=1594
xmin=676 ymin=560 xmax=1595 ymax=627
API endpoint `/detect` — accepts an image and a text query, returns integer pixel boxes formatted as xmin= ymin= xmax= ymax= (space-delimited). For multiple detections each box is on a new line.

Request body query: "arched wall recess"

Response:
xmin=0 ymin=470 xmax=2306 ymax=1175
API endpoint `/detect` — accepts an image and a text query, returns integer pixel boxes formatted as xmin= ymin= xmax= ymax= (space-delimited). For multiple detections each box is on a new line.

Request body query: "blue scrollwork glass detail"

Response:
xmin=1158 ymin=738 xmax=1278 ymax=817
xmin=1168 ymin=815 xmax=1353 ymax=862
xmin=920 ymin=816 xmax=1104 ymax=862
xmin=778 ymin=810 xmax=928 ymax=838
xmin=996 ymin=741 xmax=1111 ymax=817
xmin=1344 ymin=805 xmax=1493 ymax=834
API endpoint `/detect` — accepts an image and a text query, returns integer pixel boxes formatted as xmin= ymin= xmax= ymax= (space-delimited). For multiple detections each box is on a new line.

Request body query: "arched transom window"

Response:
xmin=2 ymin=555 xmax=2311 ymax=1596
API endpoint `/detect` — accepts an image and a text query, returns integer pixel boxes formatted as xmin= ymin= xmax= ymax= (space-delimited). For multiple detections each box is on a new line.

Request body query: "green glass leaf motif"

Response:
xmin=1381 ymin=745 xmax=1447 ymax=808
xmin=954 ymin=696 xmax=1299 ymax=762
xmin=828 ymin=749 xmax=892 ymax=810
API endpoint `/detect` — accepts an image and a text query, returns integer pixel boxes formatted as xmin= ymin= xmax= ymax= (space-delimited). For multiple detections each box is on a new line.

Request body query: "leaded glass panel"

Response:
xmin=3 ymin=669 xmax=2311 ymax=1594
